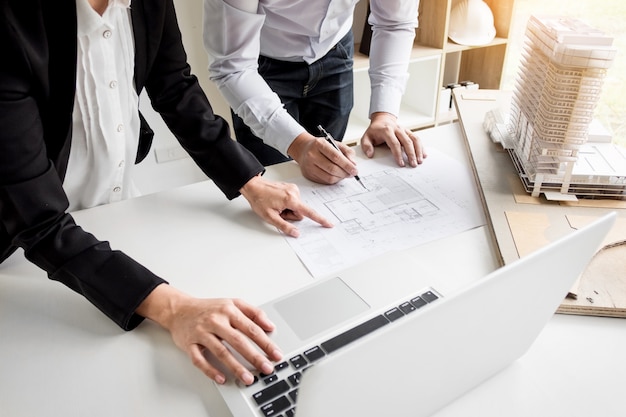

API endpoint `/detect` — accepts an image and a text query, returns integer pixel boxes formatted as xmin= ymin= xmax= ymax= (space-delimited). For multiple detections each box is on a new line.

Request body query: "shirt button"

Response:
xmin=103 ymin=30 xmax=112 ymax=39
xmin=113 ymin=186 xmax=122 ymax=193
xmin=118 ymin=160 xmax=125 ymax=168
xmin=116 ymin=124 xmax=124 ymax=132
xmin=109 ymin=80 xmax=118 ymax=89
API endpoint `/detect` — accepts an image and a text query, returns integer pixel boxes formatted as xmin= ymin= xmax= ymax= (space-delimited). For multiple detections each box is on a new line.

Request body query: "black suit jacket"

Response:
xmin=0 ymin=0 xmax=264 ymax=330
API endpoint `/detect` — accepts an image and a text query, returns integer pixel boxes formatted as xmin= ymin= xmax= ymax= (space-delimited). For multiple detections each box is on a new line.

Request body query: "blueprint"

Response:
xmin=285 ymin=148 xmax=487 ymax=278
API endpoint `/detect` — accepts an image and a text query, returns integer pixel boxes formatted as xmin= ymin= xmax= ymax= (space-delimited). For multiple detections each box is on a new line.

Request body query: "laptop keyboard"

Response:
xmin=245 ymin=290 xmax=440 ymax=417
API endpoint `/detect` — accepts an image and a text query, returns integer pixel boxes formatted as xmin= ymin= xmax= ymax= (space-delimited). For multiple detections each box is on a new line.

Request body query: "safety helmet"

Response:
xmin=448 ymin=0 xmax=496 ymax=46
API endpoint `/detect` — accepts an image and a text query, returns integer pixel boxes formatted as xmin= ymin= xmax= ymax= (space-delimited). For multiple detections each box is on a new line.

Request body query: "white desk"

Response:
xmin=1 ymin=122 xmax=624 ymax=417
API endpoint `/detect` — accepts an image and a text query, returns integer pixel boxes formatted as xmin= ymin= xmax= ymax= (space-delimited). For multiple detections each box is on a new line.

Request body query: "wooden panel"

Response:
xmin=459 ymin=43 xmax=507 ymax=89
xmin=484 ymin=0 xmax=515 ymax=38
xmin=416 ymin=0 xmax=450 ymax=49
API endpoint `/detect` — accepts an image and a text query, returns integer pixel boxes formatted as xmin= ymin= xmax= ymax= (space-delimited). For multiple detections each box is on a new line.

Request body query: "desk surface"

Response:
xmin=1 ymin=121 xmax=625 ymax=417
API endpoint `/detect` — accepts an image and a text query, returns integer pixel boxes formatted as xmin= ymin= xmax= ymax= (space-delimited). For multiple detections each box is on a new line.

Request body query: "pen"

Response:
xmin=317 ymin=125 xmax=367 ymax=190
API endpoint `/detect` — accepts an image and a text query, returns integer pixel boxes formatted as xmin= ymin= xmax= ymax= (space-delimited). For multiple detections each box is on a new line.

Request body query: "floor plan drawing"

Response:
xmin=321 ymin=170 xmax=438 ymax=233
xmin=284 ymin=148 xmax=486 ymax=278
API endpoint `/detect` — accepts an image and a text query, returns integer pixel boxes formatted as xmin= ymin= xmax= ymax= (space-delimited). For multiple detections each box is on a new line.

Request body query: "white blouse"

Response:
xmin=64 ymin=0 xmax=141 ymax=211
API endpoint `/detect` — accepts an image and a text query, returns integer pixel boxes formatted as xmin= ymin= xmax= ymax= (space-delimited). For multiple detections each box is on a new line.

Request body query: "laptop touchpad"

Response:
xmin=273 ymin=277 xmax=370 ymax=341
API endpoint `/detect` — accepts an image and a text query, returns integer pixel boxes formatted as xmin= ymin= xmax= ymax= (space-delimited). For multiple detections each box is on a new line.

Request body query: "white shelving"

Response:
xmin=347 ymin=0 xmax=516 ymax=144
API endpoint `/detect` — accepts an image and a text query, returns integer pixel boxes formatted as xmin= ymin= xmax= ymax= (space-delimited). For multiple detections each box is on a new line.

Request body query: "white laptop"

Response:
xmin=214 ymin=212 xmax=616 ymax=417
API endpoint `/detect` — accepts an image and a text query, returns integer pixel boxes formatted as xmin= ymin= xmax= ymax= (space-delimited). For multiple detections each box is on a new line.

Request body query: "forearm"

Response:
xmin=368 ymin=0 xmax=418 ymax=116
xmin=214 ymin=72 xmax=305 ymax=155
xmin=203 ymin=0 xmax=304 ymax=154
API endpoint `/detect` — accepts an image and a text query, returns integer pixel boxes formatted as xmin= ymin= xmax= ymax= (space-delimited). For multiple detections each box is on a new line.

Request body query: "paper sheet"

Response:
xmin=284 ymin=148 xmax=487 ymax=277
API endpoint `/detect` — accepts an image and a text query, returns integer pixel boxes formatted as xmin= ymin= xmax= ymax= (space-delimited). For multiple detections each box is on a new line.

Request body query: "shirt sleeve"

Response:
xmin=203 ymin=0 xmax=305 ymax=156
xmin=367 ymin=0 xmax=419 ymax=118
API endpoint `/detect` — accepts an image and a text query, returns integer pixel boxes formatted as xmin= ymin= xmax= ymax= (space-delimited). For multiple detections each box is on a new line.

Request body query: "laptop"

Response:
xmin=214 ymin=212 xmax=616 ymax=417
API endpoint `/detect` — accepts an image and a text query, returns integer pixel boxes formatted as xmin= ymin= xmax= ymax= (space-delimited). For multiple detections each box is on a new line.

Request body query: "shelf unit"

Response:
xmin=347 ymin=0 xmax=515 ymax=144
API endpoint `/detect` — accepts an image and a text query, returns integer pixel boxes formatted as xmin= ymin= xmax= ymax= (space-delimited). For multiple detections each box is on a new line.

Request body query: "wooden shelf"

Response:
xmin=443 ymin=37 xmax=509 ymax=53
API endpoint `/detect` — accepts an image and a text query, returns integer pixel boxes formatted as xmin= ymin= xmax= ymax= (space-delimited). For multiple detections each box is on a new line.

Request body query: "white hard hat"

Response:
xmin=448 ymin=0 xmax=496 ymax=46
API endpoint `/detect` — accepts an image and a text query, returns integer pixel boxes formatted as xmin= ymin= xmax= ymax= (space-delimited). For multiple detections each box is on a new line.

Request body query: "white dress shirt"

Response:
xmin=64 ymin=0 xmax=141 ymax=211
xmin=203 ymin=0 xmax=419 ymax=155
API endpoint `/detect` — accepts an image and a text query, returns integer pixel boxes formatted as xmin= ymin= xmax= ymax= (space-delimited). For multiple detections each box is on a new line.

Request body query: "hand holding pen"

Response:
xmin=317 ymin=125 xmax=367 ymax=190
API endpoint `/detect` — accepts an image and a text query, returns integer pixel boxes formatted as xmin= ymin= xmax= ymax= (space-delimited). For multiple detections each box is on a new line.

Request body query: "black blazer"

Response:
xmin=0 ymin=0 xmax=264 ymax=330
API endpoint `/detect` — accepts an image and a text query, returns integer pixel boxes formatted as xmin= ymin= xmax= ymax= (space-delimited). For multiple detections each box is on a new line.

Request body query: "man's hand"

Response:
xmin=360 ymin=112 xmax=427 ymax=167
xmin=240 ymin=174 xmax=333 ymax=237
xmin=287 ymin=132 xmax=359 ymax=185
xmin=136 ymin=284 xmax=282 ymax=385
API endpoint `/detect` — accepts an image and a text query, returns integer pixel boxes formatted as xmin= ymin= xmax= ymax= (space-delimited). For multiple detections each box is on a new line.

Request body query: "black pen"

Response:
xmin=317 ymin=125 xmax=367 ymax=190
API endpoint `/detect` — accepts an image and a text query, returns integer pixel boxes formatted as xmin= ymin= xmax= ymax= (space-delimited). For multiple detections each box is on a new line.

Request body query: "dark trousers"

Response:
xmin=231 ymin=31 xmax=355 ymax=166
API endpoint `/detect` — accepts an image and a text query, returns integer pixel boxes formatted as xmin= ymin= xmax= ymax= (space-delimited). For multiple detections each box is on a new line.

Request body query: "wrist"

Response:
xmin=240 ymin=173 xmax=264 ymax=199
xmin=287 ymin=132 xmax=315 ymax=162
xmin=136 ymin=283 xmax=186 ymax=331
xmin=370 ymin=112 xmax=397 ymax=124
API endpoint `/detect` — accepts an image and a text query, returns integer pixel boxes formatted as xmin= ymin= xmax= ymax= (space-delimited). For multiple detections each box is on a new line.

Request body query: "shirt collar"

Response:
xmin=76 ymin=0 xmax=131 ymax=37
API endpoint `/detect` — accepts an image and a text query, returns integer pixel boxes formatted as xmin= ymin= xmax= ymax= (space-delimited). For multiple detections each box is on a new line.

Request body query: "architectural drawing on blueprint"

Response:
xmin=284 ymin=148 xmax=487 ymax=278
xmin=324 ymin=170 xmax=438 ymax=228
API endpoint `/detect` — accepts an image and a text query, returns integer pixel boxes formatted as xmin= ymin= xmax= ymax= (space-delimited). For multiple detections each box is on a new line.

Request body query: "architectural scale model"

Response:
xmin=484 ymin=15 xmax=626 ymax=201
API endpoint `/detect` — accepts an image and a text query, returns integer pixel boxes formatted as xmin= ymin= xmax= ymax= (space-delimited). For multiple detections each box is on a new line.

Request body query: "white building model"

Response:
xmin=485 ymin=16 xmax=626 ymax=201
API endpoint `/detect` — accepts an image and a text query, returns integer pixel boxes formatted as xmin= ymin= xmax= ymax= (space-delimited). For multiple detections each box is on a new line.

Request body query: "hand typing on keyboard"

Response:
xmin=137 ymin=285 xmax=283 ymax=385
